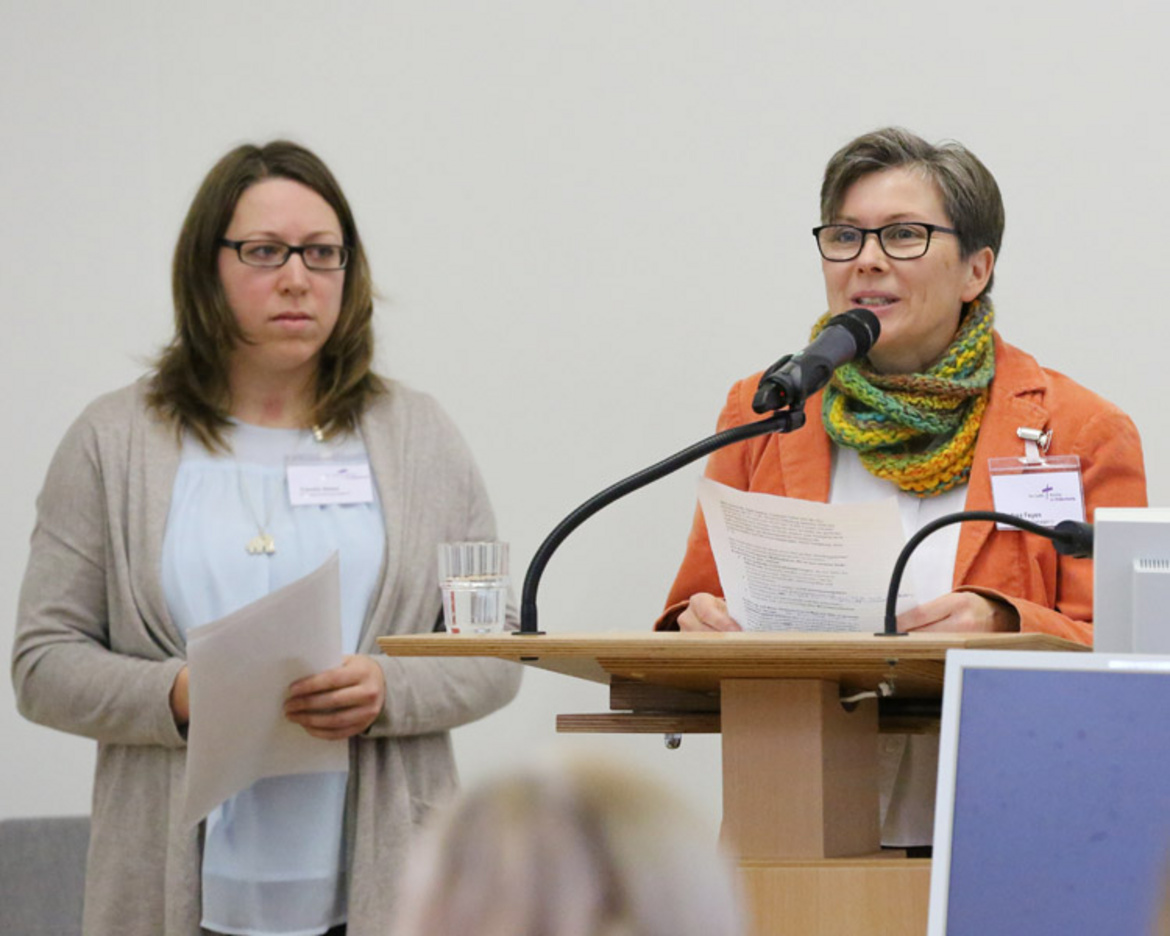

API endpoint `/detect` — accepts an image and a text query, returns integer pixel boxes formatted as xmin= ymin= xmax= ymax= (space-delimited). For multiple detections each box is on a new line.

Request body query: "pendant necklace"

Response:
xmin=235 ymin=424 xmax=324 ymax=555
xmin=238 ymin=467 xmax=276 ymax=556
xmin=233 ymin=421 xmax=326 ymax=556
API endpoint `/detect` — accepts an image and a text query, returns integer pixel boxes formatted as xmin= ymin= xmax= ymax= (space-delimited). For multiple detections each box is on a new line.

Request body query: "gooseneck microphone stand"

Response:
xmin=518 ymin=407 xmax=806 ymax=634
xmin=518 ymin=308 xmax=880 ymax=635
xmin=878 ymin=512 xmax=1094 ymax=636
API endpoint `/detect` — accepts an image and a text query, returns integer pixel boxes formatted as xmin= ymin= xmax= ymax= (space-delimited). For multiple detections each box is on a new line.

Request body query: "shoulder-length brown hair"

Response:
xmin=147 ymin=140 xmax=383 ymax=450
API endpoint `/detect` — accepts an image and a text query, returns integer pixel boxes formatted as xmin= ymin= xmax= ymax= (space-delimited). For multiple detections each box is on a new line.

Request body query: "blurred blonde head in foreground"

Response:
xmin=392 ymin=757 xmax=747 ymax=936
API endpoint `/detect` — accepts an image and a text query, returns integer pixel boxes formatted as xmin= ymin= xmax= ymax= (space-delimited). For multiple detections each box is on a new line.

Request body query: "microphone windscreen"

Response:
xmin=834 ymin=308 xmax=881 ymax=357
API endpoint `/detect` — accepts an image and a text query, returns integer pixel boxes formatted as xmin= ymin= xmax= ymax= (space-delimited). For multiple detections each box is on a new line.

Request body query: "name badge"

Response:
xmin=286 ymin=456 xmax=374 ymax=506
xmin=988 ymin=455 xmax=1085 ymax=529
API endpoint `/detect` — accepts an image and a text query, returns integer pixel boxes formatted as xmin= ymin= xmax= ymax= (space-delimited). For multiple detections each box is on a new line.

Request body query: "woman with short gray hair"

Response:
xmin=658 ymin=126 xmax=1147 ymax=845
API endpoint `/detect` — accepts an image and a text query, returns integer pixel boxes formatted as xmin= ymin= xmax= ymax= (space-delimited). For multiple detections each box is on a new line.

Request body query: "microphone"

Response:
xmin=878 ymin=512 xmax=1094 ymax=636
xmin=752 ymin=308 xmax=881 ymax=413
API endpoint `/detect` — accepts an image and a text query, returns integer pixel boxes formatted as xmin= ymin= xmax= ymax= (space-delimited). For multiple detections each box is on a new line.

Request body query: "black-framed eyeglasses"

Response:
xmin=812 ymin=223 xmax=958 ymax=261
xmin=220 ymin=239 xmax=351 ymax=271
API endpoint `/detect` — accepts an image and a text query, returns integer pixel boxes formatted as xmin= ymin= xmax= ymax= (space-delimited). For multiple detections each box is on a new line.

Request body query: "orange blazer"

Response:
xmin=661 ymin=334 xmax=1147 ymax=645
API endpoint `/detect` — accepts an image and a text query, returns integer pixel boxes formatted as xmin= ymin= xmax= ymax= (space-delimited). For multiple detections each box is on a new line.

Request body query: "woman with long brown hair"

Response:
xmin=13 ymin=140 xmax=520 ymax=936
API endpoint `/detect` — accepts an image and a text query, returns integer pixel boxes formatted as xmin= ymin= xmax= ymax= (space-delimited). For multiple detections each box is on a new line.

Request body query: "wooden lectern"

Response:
xmin=376 ymin=631 xmax=1082 ymax=935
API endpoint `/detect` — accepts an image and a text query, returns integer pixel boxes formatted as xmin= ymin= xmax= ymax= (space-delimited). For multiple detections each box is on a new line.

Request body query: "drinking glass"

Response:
xmin=436 ymin=541 xmax=509 ymax=634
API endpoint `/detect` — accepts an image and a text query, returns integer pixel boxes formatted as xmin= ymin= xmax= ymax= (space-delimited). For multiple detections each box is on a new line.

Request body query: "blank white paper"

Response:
xmin=182 ymin=553 xmax=347 ymax=828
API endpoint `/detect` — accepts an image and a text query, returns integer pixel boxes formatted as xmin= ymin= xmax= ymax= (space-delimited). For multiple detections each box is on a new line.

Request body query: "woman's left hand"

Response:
xmin=897 ymin=591 xmax=1020 ymax=634
xmin=284 ymin=654 xmax=387 ymax=740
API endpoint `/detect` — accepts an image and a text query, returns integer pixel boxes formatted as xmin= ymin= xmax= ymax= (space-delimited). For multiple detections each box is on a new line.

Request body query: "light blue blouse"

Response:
xmin=162 ymin=422 xmax=385 ymax=936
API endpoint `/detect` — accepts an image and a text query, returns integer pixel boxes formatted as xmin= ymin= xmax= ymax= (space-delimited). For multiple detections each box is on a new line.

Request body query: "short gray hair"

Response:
xmin=820 ymin=127 xmax=1004 ymax=297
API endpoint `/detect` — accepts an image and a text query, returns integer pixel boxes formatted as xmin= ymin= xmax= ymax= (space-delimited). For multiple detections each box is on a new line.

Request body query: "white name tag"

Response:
xmin=988 ymin=456 xmax=1085 ymax=529
xmin=286 ymin=456 xmax=374 ymax=506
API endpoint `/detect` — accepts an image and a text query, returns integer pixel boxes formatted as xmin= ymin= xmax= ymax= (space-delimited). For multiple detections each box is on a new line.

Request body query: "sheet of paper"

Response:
xmin=182 ymin=553 xmax=347 ymax=828
xmin=697 ymin=478 xmax=912 ymax=632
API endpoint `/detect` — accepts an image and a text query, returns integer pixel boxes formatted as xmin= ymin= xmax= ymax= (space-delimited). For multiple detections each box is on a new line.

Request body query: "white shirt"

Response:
xmin=830 ymin=447 xmax=966 ymax=847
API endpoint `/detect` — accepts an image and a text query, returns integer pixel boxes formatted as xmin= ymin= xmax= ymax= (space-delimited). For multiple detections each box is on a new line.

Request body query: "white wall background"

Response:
xmin=3 ymin=1 xmax=1167 ymax=824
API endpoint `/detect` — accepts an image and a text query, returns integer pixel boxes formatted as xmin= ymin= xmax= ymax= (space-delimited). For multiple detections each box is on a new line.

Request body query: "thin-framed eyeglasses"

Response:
xmin=220 ymin=239 xmax=351 ymax=271
xmin=812 ymin=222 xmax=958 ymax=261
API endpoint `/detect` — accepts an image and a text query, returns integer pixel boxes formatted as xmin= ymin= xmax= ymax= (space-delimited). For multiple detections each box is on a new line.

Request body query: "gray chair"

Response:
xmin=0 ymin=815 xmax=89 ymax=936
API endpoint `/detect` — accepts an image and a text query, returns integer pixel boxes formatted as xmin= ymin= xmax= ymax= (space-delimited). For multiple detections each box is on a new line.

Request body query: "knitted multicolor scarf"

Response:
xmin=820 ymin=299 xmax=996 ymax=497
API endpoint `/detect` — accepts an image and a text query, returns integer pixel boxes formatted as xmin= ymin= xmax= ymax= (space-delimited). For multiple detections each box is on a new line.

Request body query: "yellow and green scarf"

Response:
xmin=820 ymin=299 xmax=995 ymax=497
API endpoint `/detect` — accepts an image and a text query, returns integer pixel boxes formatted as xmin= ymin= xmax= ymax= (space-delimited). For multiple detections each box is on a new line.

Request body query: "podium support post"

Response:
xmin=722 ymin=678 xmax=879 ymax=860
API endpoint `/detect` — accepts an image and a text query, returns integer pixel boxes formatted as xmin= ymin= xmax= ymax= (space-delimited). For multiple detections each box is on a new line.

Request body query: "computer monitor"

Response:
xmin=1093 ymin=507 xmax=1170 ymax=652
xmin=928 ymin=649 xmax=1170 ymax=936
